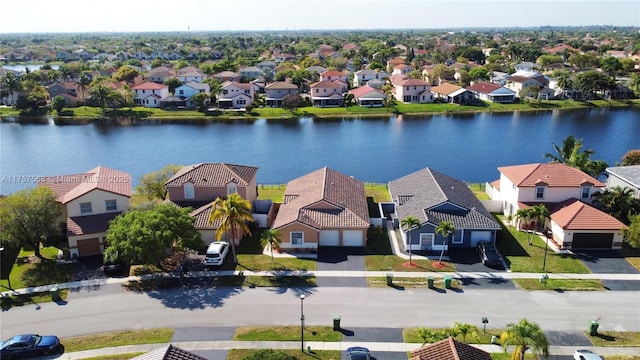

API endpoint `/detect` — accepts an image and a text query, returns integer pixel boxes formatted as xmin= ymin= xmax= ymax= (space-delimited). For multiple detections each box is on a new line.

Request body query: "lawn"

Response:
xmin=495 ymin=215 xmax=590 ymax=274
xmin=512 ymin=278 xmax=606 ymax=291
xmin=256 ymin=183 xmax=391 ymax=203
xmin=618 ymin=244 xmax=640 ymax=272
xmin=403 ymin=327 xmax=500 ymax=344
xmin=233 ymin=326 xmax=341 ymax=342
xmin=0 ymin=246 xmax=74 ymax=291
xmin=61 ymin=328 xmax=174 ymax=353
xmin=367 ymin=276 xmax=461 ymax=289
xmin=589 ymin=331 xmax=640 ymax=347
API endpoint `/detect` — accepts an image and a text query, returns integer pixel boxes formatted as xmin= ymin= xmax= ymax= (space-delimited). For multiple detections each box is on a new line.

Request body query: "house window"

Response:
xmin=179 ymin=90 xmax=184 ymax=95
xmin=237 ymin=99 xmax=246 ymax=105
xmin=451 ymin=232 xmax=463 ymax=244
xmin=80 ymin=202 xmax=92 ymax=214
xmin=184 ymin=182 xmax=195 ymax=199
xmin=581 ymin=186 xmax=590 ymax=199
xmin=419 ymin=233 xmax=434 ymax=247
xmin=291 ymin=232 xmax=303 ymax=245
xmin=227 ymin=182 xmax=237 ymax=195
xmin=105 ymin=199 xmax=117 ymax=212
xmin=535 ymin=186 xmax=545 ymax=199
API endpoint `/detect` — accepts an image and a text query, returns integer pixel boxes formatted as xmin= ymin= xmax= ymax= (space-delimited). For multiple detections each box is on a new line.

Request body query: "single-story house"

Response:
xmin=430 ymin=83 xmax=476 ymax=104
xmin=466 ymin=82 xmax=516 ymax=103
xmin=348 ymin=85 xmax=387 ymax=107
xmin=271 ymin=167 xmax=370 ymax=252
xmin=389 ymin=168 xmax=501 ymax=252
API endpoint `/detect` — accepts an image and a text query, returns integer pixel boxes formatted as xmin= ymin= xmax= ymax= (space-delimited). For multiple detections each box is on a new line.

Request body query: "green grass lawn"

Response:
xmin=233 ymin=326 xmax=341 ymax=342
xmin=512 ymin=278 xmax=606 ymax=291
xmin=495 ymin=216 xmax=590 ymax=273
xmin=0 ymin=246 xmax=73 ymax=290
xmin=589 ymin=331 xmax=640 ymax=347
xmin=61 ymin=328 xmax=174 ymax=353
xmin=367 ymin=276 xmax=461 ymax=289
xmin=403 ymin=327 xmax=500 ymax=344
xmin=81 ymin=354 xmax=147 ymax=360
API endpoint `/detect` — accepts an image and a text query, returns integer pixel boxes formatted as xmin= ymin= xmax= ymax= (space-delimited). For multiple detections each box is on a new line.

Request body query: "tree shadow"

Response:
xmin=21 ymin=259 xmax=75 ymax=288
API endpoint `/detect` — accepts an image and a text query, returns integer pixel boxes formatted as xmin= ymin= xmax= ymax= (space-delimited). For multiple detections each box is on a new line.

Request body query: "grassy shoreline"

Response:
xmin=1 ymin=99 xmax=638 ymax=123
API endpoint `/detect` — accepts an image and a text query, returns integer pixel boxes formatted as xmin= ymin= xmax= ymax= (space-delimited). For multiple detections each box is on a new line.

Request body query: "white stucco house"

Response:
xmin=132 ymin=82 xmax=170 ymax=108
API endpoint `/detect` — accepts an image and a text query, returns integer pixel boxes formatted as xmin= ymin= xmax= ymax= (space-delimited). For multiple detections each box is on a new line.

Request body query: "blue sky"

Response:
xmin=1 ymin=0 xmax=638 ymax=33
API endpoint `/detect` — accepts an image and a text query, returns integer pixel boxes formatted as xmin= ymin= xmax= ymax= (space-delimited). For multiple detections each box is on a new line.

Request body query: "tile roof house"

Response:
xmin=320 ymin=69 xmax=349 ymax=83
xmin=488 ymin=163 xmax=623 ymax=249
xmin=175 ymin=81 xmax=210 ymax=108
xmin=177 ymin=66 xmax=206 ymax=83
xmin=132 ymin=82 xmax=170 ymax=108
xmin=165 ymin=163 xmax=258 ymax=245
xmin=39 ymin=166 xmax=131 ymax=258
xmin=605 ymin=165 xmax=640 ymax=199
xmin=389 ymin=168 xmax=501 ymax=252
xmin=309 ymin=81 xmax=345 ymax=107
xmin=466 ymin=82 xmax=516 ymax=103
xmin=393 ymin=78 xmax=433 ymax=104
xmin=430 ymin=83 xmax=476 ymax=104
xmin=272 ymin=167 xmax=370 ymax=251
xmin=211 ymin=71 xmax=240 ymax=83
xmin=131 ymin=344 xmax=207 ymax=360
xmin=218 ymin=81 xmax=254 ymax=109
xmin=410 ymin=337 xmax=492 ymax=360
xmin=352 ymin=69 xmax=390 ymax=87
xmin=265 ymin=81 xmax=299 ymax=107
xmin=348 ymin=85 xmax=387 ymax=107
xmin=144 ymin=66 xmax=176 ymax=83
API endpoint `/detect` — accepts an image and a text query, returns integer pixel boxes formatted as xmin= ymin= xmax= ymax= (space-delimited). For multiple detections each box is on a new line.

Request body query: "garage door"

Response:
xmin=343 ymin=230 xmax=364 ymax=247
xmin=470 ymin=231 xmax=492 ymax=247
xmin=572 ymin=233 xmax=613 ymax=249
xmin=319 ymin=230 xmax=339 ymax=246
xmin=77 ymin=238 xmax=101 ymax=257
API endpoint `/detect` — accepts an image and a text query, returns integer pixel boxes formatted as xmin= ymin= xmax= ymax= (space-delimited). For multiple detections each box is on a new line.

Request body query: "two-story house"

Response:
xmin=177 ymin=66 xmax=206 ymax=83
xmin=218 ymin=81 xmax=254 ymax=109
xmin=239 ymin=66 xmax=264 ymax=81
xmin=165 ymin=163 xmax=258 ymax=245
xmin=319 ymin=70 xmax=349 ymax=83
xmin=488 ymin=163 xmax=625 ymax=250
xmin=175 ymin=81 xmax=211 ymax=108
xmin=352 ymin=69 xmax=389 ymax=88
xmin=309 ymin=81 xmax=345 ymax=107
xmin=144 ymin=66 xmax=176 ymax=84
xmin=39 ymin=166 xmax=131 ymax=258
xmin=393 ymin=78 xmax=433 ymax=103
xmin=211 ymin=71 xmax=240 ymax=83
xmin=47 ymin=82 xmax=81 ymax=107
xmin=132 ymin=82 xmax=170 ymax=108
xmin=265 ymin=81 xmax=299 ymax=107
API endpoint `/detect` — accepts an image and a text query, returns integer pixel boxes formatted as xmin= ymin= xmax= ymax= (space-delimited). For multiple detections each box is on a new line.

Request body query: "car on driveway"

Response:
xmin=477 ymin=242 xmax=502 ymax=268
xmin=0 ymin=334 xmax=61 ymax=359
xmin=346 ymin=346 xmax=370 ymax=360
xmin=573 ymin=349 xmax=603 ymax=360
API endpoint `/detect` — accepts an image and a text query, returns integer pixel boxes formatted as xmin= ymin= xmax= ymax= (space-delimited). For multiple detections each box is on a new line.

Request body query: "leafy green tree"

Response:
xmin=90 ymin=84 xmax=116 ymax=111
xmin=415 ymin=327 xmax=449 ymax=345
xmin=468 ymin=67 xmax=489 ymax=81
xmin=500 ymin=319 xmax=549 ymax=360
xmin=1 ymin=72 xmax=22 ymax=107
xmin=600 ymin=56 xmax=621 ymax=79
xmin=163 ymin=78 xmax=182 ymax=95
xmin=544 ymin=135 xmax=606 ymax=177
xmin=573 ymin=71 xmax=614 ymax=100
xmin=625 ymin=214 xmax=640 ymax=249
xmin=435 ymin=221 xmax=455 ymax=264
xmin=112 ymin=66 xmax=140 ymax=83
xmin=400 ymin=216 xmax=420 ymax=265
xmin=281 ymin=94 xmax=302 ymax=112
xmin=515 ymin=208 xmax=533 ymax=231
xmin=260 ymin=229 xmax=281 ymax=261
xmin=209 ymin=193 xmax=254 ymax=264
xmin=569 ymin=53 xmax=599 ymax=71
xmin=528 ymin=204 xmax=550 ymax=245
xmin=104 ymin=203 xmax=204 ymax=265
xmin=450 ymin=322 xmax=480 ymax=343
xmin=536 ymin=54 xmax=564 ymax=69
xmin=619 ymin=150 xmax=640 ymax=166
xmin=204 ymin=78 xmax=223 ymax=106
xmin=136 ymin=164 xmax=183 ymax=201
xmin=190 ymin=92 xmax=210 ymax=111
xmin=150 ymin=59 xmax=163 ymax=68
xmin=628 ymin=73 xmax=640 ymax=97
xmin=0 ymin=187 xmax=61 ymax=260
xmin=51 ymin=96 xmax=68 ymax=113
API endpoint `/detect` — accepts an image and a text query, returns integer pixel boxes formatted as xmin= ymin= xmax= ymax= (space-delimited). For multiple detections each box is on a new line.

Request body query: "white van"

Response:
xmin=204 ymin=241 xmax=229 ymax=267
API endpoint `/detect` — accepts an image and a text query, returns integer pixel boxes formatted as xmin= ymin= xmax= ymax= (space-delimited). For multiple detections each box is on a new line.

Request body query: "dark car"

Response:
xmin=477 ymin=242 xmax=502 ymax=268
xmin=0 ymin=334 xmax=61 ymax=359
xmin=346 ymin=346 xmax=370 ymax=360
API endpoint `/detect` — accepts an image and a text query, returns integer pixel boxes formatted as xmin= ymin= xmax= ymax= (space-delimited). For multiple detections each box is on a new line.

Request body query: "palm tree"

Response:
xmin=400 ymin=216 xmax=421 ymax=265
xmin=208 ymin=193 xmax=254 ymax=265
xmin=76 ymin=73 xmax=91 ymax=109
xmin=89 ymin=85 xmax=114 ymax=112
xmin=260 ymin=229 xmax=281 ymax=261
xmin=450 ymin=322 xmax=479 ymax=343
xmin=500 ymin=319 xmax=549 ymax=360
xmin=435 ymin=221 xmax=455 ymax=265
xmin=204 ymin=78 xmax=223 ymax=108
xmin=528 ymin=204 xmax=550 ymax=245
xmin=592 ymin=186 xmax=640 ymax=224
xmin=514 ymin=208 xmax=532 ymax=231
xmin=544 ymin=135 xmax=597 ymax=175
xmin=1 ymin=72 xmax=22 ymax=107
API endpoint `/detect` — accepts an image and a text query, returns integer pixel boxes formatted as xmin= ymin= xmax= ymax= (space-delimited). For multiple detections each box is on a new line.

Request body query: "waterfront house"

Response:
xmin=132 ymin=82 xmax=170 ymax=108
xmin=389 ymin=168 xmax=501 ymax=252
xmin=605 ymin=165 xmax=640 ymax=199
xmin=39 ymin=166 xmax=131 ymax=258
xmin=271 ymin=167 xmax=370 ymax=252
xmin=175 ymin=81 xmax=210 ymax=108
xmin=393 ymin=78 xmax=433 ymax=103
xmin=348 ymin=85 xmax=387 ymax=107
xmin=265 ymin=81 xmax=299 ymax=107
xmin=430 ymin=83 xmax=475 ymax=104
xmin=466 ymin=82 xmax=516 ymax=103
xmin=165 ymin=163 xmax=258 ymax=245
xmin=219 ymin=81 xmax=254 ymax=109
xmin=47 ymin=82 xmax=81 ymax=107
xmin=309 ymin=81 xmax=345 ymax=107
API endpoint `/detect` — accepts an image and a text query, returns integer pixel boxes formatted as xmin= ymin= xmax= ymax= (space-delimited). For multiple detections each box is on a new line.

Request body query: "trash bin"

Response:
xmin=333 ymin=316 xmax=341 ymax=331
xmin=427 ymin=276 xmax=434 ymax=288
xmin=444 ymin=276 xmax=452 ymax=289
xmin=386 ymin=273 xmax=393 ymax=286
xmin=49 ymin=286 xmax=60 ymax=301
xmin=589 ymin=320 xmax=599 ymax=336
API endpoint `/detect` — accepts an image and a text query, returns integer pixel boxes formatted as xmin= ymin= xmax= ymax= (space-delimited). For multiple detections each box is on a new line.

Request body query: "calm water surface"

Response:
xmin=1 ymin=108 xmax=639 ymax=194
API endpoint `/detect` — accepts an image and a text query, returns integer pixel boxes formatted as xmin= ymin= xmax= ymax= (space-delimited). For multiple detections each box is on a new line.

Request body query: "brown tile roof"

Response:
xmin=310 ymin=81 xmax=344 ymax=89
xmin=266 ymin=81 xmax=298 ymax=90
xmin=272 ymin=167 xmax=370 ymax=230
xmin=466 ymin=82 xmax=501 ymax=94
xmin=67 ymin=212 xmax=121 ymax=236
xmin=132 ymin=82 xmax=169 ymax=90
xmin=320 ymin=69 xmax=346 ymax=77
xmin=431 ymin=83 xmax=463 ymax=95
xmin=131 ymin=344 xmax=208 ymax=360
xmin=396 ymin=78 xmax=429 ymax=86
xmin=551 ymin=199 xmax=627 ymax=230
xmin=349 ymin=85 xmax=384 ymax=98
xmin=189 ymin=203 xmax=223 ymax=229
xmin=39 ymin=166 xmax=131 ymax=204
xmin=222 ymin=81 xmax=253 ymax=90
xmin=498 ymin=163 xmax=605 ymax=188
xmin=165 ymin=163 xmax=258 ymax=187
xmin=410 ymin=337 xmax=492 ymax=360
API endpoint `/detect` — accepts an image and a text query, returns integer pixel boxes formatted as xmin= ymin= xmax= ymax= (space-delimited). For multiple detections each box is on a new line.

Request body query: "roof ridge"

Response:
xmin=564 ymin=200 xmax=584 ymax=227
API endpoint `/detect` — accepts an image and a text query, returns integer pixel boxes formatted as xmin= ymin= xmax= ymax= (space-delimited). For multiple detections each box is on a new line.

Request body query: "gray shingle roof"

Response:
xmin=165 ymin=163 xmax=258 ymax=187
xmin=389 ymin=168 xmax=500 ymax=230
xmin=606 ymin=165 xmax=640 ymax=187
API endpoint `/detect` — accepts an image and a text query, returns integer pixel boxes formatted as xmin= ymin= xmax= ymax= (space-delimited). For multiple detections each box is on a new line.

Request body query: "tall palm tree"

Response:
xmin=260 ymin=229 xmax=281 ymax=261
xmin=544 ymin=135 xmax=606 ymax=177
xmin=76 ymin=73 xmax=91 ymax=109
xmin=500 ymin=319 xmax=549 ymax=360
xmin=208 ymin=193 xmax=253 ymax=265
xmin=400 ymin=216 xmax=421 ymax=265
xmin=1 ymin=72 xmax=22 ymax=107
xmin=528 ymin=204 xmax=550 ymax=245
xmin=89 ymin=84 xmax=114 ymax=112
xmin=435 ymin=221 xmax=455 ymax=265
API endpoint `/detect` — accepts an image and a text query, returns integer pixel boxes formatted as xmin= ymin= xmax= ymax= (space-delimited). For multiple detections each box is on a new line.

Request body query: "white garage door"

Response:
xmin=319 ymin=230 xmax=340 ymax=246
xmin=470 ymin=231 xmax=492 ymax=247
xmin=343 ymin=230 xmax=364 ymax=247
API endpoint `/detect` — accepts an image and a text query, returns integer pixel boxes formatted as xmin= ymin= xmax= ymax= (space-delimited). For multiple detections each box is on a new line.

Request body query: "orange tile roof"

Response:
xmin=410 ymin=337 xmax=492 ymax=360
xmin=320 ymin=69 xmax=346 ymax=77
xmin=348 ymin=85 xmax=384 ymax=98
xmin=551 ymin=199 xmax=627 ymax=230
xmin=498 ymin=163 xmax=605 ymax=187
xmin=466 ymin=82 xmax=501 ymax=93
xmin=132 ymin=82 xmax=168 ymax=90
xmin=431 ymin=83 xmax=463 ymax=95
xmin=39 ymin=166 xmax=131 ymax=204
xmin=310 ymin=81 xmax=344 ymax=89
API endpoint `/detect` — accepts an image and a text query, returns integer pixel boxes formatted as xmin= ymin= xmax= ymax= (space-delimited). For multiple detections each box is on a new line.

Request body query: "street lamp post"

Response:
xmin=300 ymin=294 xmax=306 ymax=352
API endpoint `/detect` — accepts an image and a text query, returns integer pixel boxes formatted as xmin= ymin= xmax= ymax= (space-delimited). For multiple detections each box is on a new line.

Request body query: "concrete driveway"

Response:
xmin=316 ymin=247 xmax=367 ymax=287
xmin=574 ymin=250 xmax=640 ymax=291
xmin=448 ymin=248 xmax=507 ymax=273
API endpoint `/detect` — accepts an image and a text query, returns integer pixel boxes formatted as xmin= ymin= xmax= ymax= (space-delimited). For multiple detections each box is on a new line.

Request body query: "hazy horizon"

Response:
xmin=1 ymin=0 xmax=638 ymax=34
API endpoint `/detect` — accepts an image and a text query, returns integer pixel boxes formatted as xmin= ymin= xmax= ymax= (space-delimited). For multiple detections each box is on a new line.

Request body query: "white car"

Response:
xmin=573 ymin=349 xmax=603 ymax=360
xmin=203 ymin=241 xmax=229 ymax=267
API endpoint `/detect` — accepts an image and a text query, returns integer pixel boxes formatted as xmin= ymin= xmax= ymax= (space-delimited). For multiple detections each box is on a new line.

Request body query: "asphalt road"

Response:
xmin=2 ymin=285 xmax=639 ymax=339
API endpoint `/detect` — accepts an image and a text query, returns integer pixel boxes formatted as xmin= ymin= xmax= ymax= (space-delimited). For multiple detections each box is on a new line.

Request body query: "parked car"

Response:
xmin=573 ymin=349 xmax=603 ymax=360
xmin=203 ymin=241 xmax=229 ymax=267
xmin=0 ymin=334 xmax=61 ymax=359
xmin=102 ymin=254 xmax=124 ymax=276
xmin=346 ymin=346 xmax=370 ymax=360
xmin=477 ymin=241 xmax=502 ymax=268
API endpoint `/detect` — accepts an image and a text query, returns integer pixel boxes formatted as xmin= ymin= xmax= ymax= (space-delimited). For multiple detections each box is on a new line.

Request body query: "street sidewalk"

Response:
xmin=56 ymin=340 xmax=640 ymax=359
